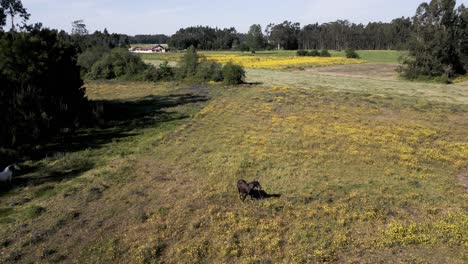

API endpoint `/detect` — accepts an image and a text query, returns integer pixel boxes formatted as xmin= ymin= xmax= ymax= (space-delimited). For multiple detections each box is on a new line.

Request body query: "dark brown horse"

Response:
xmin=237 ymin=180 xmax=262 ymax=201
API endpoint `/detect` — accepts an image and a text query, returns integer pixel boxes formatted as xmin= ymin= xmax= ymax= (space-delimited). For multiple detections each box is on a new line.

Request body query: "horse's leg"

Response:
xmin=242 ymin=193 xmax=247 ymax=202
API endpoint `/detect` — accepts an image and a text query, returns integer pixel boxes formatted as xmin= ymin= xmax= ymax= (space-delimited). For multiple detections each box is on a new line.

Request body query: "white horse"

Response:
xmin=0 ymin=164 xmax=21 ymax=184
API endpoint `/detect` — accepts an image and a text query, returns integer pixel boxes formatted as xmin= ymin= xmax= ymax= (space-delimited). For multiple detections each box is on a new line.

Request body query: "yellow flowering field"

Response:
xmin=140 ymin=52 xmax=366 ymax=69
xmin=203 ymin=53 xmax=365 ymax=69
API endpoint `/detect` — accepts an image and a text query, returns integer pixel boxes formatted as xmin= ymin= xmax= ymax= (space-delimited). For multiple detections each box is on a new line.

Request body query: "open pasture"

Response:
xmin=0 ymin=69 xmax=466 ymax=262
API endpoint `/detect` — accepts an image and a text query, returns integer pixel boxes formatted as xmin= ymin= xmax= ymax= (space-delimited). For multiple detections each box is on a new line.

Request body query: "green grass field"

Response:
xmin=0 ymin=58 xmax=466 ymax=263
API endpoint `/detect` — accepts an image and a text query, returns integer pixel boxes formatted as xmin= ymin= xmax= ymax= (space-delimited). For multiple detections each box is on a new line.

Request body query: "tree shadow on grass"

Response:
xmin=0 ymin=90 xmax=210 ymax=194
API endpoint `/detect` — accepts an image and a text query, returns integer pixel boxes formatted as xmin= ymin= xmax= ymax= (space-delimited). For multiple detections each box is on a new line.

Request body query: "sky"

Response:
xmin=21 ymin=0 xmax=468 ymax=35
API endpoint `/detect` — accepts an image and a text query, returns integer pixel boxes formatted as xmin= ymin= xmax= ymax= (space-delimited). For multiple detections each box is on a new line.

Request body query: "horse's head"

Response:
xmin=251 ymin=181 xmax=262 ymax=190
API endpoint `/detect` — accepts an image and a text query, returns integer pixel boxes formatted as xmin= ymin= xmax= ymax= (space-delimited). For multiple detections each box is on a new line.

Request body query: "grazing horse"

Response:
xmin=237 ymin=180 xmax=262 ymax=201
xmin=0 ymin=164 xmax=21 ymax=184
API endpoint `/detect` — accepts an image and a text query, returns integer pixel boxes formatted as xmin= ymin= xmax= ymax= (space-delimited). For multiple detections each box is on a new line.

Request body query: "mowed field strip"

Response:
xmin=247 ymin=66 xmax=468 ymax=105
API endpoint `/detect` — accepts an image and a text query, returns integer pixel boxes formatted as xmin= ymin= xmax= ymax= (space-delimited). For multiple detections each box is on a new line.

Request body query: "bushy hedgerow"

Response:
xmin=142 ymin=61 xmax=174 ymax=82
xmin=195 ymin=60 xmax=223 ymax=82
xmin=309 ymin=50 xmax=320 ymax=56
xmin=297 ymin=50 xmax=320 ymax=57
xmin=297 ymin=50 xmax=308 ymax=56
xmin=77 ymin=46 xmax=110 ymax=77
xmin=345 ymin=48 xmax=360 ymax=59
xmin=320 ymin=49 xmax=331 ymax=57
xmin=87 ymin=48 xmax=148 ymax=80
xmin=297 ymin=49 xmax=325 ymax=57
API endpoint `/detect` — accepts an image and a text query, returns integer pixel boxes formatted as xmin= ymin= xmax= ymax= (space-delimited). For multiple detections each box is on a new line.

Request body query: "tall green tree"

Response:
xmin=246 ymin=24 xmax=264 ymax=51
xmin=0 ymin=28 xmax=89 ymax=147
xmin=457 ymin=4 xmax=468 ymax=67
xmin=168 ymin=26 xmax=239 ymax=50
xmin=267 ymin=21 xmax=300 ymax=50
xmin=0 ymin=0 xmax=30 ymax=31
xmin=401 ymin=0 xmax=465 ymax=79
xmin=176 ymin=46 xmax=200 ymax=79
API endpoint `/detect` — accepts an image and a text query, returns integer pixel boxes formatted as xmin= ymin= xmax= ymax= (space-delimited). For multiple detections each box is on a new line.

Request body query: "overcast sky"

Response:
xmin=21 ymin=0 xmax=468 ymax=35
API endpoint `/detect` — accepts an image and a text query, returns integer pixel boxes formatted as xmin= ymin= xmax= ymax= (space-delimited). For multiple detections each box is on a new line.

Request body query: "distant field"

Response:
xmin=140 ymin=50 xmax=404 ymax=65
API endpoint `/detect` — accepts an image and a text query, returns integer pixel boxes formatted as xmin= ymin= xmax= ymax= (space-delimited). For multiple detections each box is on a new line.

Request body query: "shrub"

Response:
xmin=88 ymin=54 xmax=115 ymax=79
xmin=308 ymin=50 xmax=320 ymax=56
xmin=87 ymin=48 xmax=148 ymax=80
xmin=176 ymin=46 xmax=199 ymax=79
xmin=320 ymin=49 xmax=331 ymax=57
xmin=345 ymin=48 xmax=360 ymax=59
xmin=297 ymin=50 xmax=308 ymax=56
xmin=77 ymin=46 xmax=110 ymax=77
xmin=142 ymin=64 xmax=174 ymax=82
xmin=298 ymin=50 xmax=320 ymax=57
xmin=195 ymin=60 xmax=223 ymax=82
xmin=157 ymin=61 xmax=175 ymax=80
xmin=222 ymin=62 xmax=245 ymax=85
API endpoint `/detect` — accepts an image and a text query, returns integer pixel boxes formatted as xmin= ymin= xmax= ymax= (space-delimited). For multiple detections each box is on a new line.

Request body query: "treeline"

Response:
xmin=167 ymin=19 xmax=413 ymax=51
xmin=168 ymin=26 xmax=240 ymax=50
xmin=129 ymin=34 xmax=169 ymax=44
xmin=297 ymin=19 xmax=412 ymax=50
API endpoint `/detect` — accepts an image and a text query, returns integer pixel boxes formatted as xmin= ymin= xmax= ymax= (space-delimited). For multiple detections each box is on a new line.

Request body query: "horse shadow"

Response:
xmin=249 ymin=189 xmax=282 ymax=200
